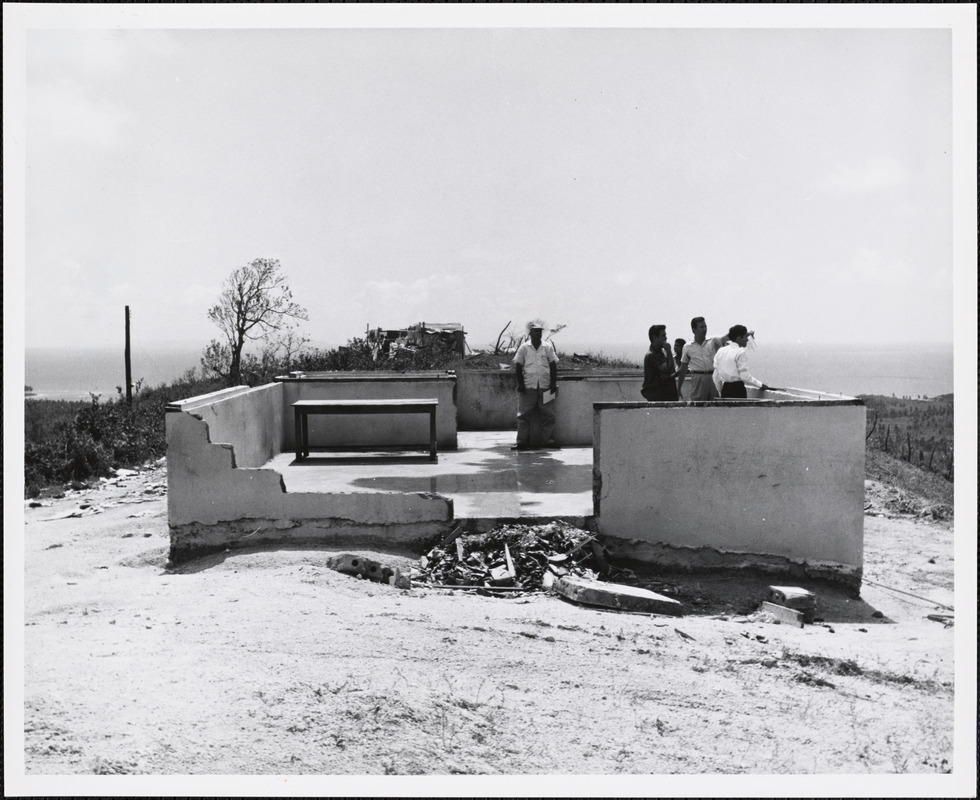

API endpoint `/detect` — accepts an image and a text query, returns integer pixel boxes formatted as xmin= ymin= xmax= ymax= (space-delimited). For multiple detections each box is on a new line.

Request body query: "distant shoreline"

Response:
xmin=24 ymin=341 xmax=955 ymax=401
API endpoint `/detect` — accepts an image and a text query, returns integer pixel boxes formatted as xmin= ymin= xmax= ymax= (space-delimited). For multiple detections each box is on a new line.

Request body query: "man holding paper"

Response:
xmin=512 ymin=319 xmax=559 ymax=451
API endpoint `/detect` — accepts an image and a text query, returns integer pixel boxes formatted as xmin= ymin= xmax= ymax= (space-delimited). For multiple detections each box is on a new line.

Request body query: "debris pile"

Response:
xmin=416 ymin=521 xmax=633 ymax=592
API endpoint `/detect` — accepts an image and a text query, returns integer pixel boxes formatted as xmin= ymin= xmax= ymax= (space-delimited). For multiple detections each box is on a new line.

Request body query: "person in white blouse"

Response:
xmin=712 ymin=324 xmax=772 ymax=399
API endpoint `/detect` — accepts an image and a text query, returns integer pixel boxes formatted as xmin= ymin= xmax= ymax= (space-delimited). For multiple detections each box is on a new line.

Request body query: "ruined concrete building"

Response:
xmin=166 ymin=362 xmax=867 ymax=593
xmin=366 ymin=322 xmax=466 ymax=357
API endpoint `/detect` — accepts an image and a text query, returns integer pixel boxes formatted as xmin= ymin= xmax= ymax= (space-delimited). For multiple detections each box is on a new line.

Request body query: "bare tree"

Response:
xmin=865 ymin=411 xmax=878 ymax=441
xmin=492 ymin=321 xmax=512 ymax=355
xmin=204 ymin=258 xmax=308 ymax=384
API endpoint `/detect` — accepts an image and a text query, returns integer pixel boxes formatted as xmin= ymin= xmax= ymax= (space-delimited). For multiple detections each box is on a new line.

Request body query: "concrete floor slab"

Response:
xmin=264 ymin=431 xmax=594 ymax=520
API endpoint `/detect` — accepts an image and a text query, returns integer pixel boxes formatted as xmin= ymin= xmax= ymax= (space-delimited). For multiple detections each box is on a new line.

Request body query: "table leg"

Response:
xmin=429 ymin=408 xmax=437 ymax=461
xmin=302 ymin=413 xmax=310 ymax=458
xmin=294 ymin=411 xmax=303 ymax=461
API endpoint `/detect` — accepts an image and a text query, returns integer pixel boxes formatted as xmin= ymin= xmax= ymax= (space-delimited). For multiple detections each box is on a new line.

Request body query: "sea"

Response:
xmin=23 ymin=342 xmax=954 ymax=402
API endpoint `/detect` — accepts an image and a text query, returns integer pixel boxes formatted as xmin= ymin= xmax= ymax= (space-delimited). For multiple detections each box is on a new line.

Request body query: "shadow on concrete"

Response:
xmin=289 ymin=454 xmax=436 ymax=466
xmin=345 ymin=449 xmax=592 ymax=495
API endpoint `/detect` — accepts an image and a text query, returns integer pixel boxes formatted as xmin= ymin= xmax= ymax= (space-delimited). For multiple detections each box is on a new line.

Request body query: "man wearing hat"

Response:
xmin=512 ymin=319 xmax=559 ymax=451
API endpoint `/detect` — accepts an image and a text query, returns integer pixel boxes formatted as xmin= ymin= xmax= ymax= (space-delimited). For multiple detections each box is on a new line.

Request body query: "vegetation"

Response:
xmin=564 ymin=350 xmax=640 ymax=369
xmin=296 ymin=337 xmax=463 ymax=373
xmin=860 ymin=394 xmax=954 ymax=481
xmin=22 ymin=335 xmax=463 ymax=498
xmin=24 ymin=372 xmax=225 ymax=498
xmin=202 ymin=258 xmax=308 ymax=384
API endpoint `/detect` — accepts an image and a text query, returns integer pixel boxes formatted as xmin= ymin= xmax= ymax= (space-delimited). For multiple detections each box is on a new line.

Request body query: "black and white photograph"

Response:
xmin=4 ymin=4 xmax=977 ymax=797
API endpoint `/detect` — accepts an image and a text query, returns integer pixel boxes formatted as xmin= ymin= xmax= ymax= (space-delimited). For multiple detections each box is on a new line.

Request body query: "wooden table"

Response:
xmin=292 ymin=399 xmax=438 ymax=461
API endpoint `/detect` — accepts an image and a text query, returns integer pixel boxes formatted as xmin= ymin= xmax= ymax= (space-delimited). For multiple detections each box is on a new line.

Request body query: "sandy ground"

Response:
xmin=9 ymin=461 xmax=973 ymax=794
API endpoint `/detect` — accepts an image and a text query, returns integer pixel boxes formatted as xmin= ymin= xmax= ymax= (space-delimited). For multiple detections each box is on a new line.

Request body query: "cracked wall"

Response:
xmin=166 ymin=385 xmax=453 ymax=563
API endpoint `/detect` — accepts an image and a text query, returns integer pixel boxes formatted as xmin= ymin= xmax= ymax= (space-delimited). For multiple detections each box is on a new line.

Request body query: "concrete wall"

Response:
xmin=167 ymin=383 xmax=284 ymax=468
xmin=456 ymin=368 xmax=516 ymax=430
xmin=457 ymin=369 xmax=644 ymax=445
xmin=593 ymin=399 xmax=866 ymax=587
xmin=277 ymin=372 xmax=457 ymax=450
xmin=166 ymin=385 xmax=453 ymax=563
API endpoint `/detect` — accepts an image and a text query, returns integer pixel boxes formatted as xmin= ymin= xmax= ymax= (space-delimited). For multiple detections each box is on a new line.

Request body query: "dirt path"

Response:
xmin=11 ymin=463 xmax=967 ymax=793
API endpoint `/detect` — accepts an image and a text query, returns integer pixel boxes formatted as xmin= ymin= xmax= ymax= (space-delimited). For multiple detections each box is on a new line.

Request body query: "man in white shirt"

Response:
xmin=675 ymin=317 xmax=737 ymax=401
xmin=512 ymin=319 xmax=559 ymax=450
xmin=713 ymin=324 xmax=771 ymax=399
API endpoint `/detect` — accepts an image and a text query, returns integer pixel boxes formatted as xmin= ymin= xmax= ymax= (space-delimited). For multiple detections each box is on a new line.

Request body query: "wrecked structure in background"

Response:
xmin=366 ymin=321 xmax=467 ymax=358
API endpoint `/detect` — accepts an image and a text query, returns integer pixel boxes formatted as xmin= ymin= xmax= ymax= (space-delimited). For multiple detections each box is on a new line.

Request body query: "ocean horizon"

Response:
xmin=24 ymin=341 xmax=954 ymax=402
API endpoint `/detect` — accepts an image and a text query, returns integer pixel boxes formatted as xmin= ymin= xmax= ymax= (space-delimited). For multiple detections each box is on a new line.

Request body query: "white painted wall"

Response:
xmin=593 ymin=400 xmax=866 ymax=580
xmin=278 ymin=374 xmax=457 ymax=450
xmin=457 ymin=369 xmax=645 ymax=444
xmin=167 ymin=383 xmax=283 ymax=468
xmin=166 ymin=386 xmax=452 ymax=562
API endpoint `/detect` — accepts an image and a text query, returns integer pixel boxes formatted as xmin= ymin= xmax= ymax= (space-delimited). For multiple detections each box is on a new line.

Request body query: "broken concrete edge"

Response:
xmin=593 ymin=397 xmax=865 ymax=409
xmin=601 ymin=536 xmax=863 ymax=596
xmin=274 ymin=371 xmax=457 ymax=383
xmin=556 ymin=575 xmax=685 ymax=617
xmin=166 ymin=519 xmax=449 ymax=567
xmin=325 ymin=554 xmax=412 ymax=589
xmin=165 ymin=385 xmax=256 ymax=413
xmin=169 ymin=412 xmax=456 ymax=511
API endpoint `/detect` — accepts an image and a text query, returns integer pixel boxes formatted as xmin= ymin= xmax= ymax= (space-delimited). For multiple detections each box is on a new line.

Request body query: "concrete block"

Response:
xmin=768 ymin=586 xmax=816 ymax=622
xmin=758 ymin=601 xmax=805 ymax=628
xmin=557 ymin=575 xmax=683 ymax=616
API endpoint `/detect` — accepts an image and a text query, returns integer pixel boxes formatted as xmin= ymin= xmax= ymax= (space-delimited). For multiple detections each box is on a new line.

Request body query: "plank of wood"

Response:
xmin=427 ymin=584 xmax=528 ymax=592
xmin=440 ymin=524 xmax=463 ymax=548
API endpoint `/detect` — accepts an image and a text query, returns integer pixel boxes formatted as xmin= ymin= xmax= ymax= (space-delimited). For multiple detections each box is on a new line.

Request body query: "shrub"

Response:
xmin=24 ymin=373 xmax=226 ymax=498
xmin=296 ymin=337 xmax=461 ymax=373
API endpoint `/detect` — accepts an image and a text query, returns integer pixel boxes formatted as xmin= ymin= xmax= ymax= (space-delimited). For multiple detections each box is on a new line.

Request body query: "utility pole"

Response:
xmin=124 ymin=305 xmax=133 ymax=405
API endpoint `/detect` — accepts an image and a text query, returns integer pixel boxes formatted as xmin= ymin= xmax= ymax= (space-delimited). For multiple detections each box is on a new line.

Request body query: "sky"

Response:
xmin=5 ymin=5 xmax=975 ymax=357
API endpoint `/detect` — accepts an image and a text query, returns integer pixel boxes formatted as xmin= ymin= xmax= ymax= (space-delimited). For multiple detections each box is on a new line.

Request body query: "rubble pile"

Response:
xmin=416 ymin=521 xmax=633 ymax=592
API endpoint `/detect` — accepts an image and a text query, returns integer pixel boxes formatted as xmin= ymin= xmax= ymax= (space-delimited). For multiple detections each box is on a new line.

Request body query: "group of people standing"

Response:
xmin=509 ymin=315 xmax=776 ymax=452
xmin=641 ymin=317 xmax=774 ymax=402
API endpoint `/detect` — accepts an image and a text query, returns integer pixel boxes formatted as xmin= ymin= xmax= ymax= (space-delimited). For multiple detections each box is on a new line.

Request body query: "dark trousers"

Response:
xmin=516 ymin=388 xmax=556 ymax=448
xmin=721 ymin=380 xmax=747 ymax=399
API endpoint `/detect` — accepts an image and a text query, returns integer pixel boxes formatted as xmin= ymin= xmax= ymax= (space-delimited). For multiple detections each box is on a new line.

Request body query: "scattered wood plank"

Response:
xmin=427 ymin=584 xmax=528 ymax=592
xmin=440 ymin=524 xmax=464 ymax=548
